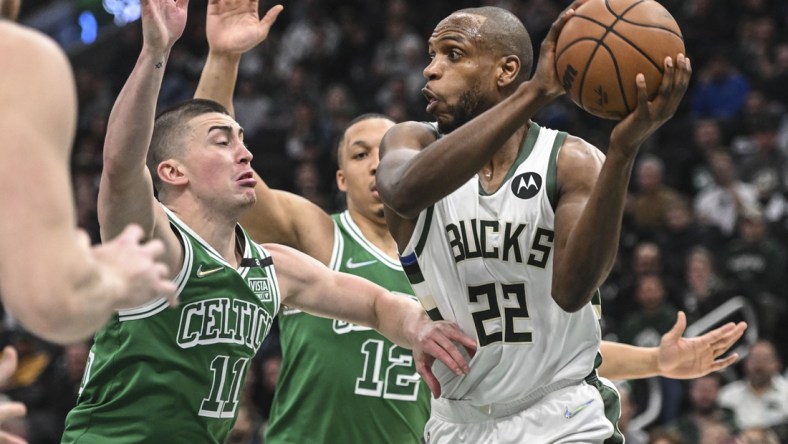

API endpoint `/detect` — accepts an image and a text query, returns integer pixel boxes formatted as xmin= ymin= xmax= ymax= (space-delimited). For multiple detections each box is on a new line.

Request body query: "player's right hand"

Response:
xmin=206 ymin=0 xmax=283 ymax=55
xmin=412 ymin=321 xmax=476 ymax=398
xmin=529 ymin=0 xmax=589 ymax=98
xmin=92 ymin=224 xmax=177 ymax=310
xmin=140 ymin=0 xmax=188 ymax=54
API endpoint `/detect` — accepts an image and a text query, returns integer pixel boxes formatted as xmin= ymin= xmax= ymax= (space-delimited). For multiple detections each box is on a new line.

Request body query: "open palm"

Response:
xmin=141 ymin=0 xmax=188 ymax=53
xmin=206 ymin=0 xmax=283 ymax=54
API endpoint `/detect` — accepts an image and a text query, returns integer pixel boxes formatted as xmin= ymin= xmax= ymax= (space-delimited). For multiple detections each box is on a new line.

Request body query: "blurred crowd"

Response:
xmin=2 ymin=0 xmax=788 ymax=442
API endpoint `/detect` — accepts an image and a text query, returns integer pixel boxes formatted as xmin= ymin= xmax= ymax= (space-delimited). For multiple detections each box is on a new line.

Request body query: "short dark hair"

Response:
xmin=147 ymin=99 xmax=230 ymax=194
xmin=336 ymin=113 xmax=393 ymax=168
xmin=454 ymin=7 xmax=533 ymax=83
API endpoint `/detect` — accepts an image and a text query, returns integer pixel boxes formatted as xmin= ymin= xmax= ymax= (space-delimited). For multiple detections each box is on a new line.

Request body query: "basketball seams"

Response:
xmin=555 ymin=0 xmax=684 ymax=119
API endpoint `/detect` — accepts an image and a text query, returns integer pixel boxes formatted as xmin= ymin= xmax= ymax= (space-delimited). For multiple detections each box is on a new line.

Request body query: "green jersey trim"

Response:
xmin=479 ymin=121 xmax=542 ymax=196
xmin=546 ymin=131 xmax=567 ymax=211
xmin=337 ymin=211 xmax=402 ymax=270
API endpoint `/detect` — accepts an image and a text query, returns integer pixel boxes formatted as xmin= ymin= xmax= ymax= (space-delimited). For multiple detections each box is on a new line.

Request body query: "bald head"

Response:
xmin=449 ymin=7 xmax=533 ymax=83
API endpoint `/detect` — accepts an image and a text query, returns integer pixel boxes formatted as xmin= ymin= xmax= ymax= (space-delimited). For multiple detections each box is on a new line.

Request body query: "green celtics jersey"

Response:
xmin=265 ymin=211 xmax=429 ymax=444
xmin=62 ymin=207 xmax=280 ymax=444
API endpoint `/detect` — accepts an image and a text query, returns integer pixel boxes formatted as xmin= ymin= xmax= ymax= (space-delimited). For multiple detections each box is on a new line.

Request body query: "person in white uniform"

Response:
xmin=376 ymin=4 xmax=692 ymax=443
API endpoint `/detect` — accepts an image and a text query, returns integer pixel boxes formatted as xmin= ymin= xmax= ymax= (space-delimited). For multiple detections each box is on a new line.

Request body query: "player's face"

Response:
xmin=183 ymin=112 xmax=256 ymax=210
xmin=336 ymin=118 xmax=394 ymax=223
xmin=424 ymin=13 xmax=499 ymax=134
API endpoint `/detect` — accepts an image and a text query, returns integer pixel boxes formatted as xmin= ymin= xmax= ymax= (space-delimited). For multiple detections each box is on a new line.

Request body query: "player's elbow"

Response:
xmin=551 ymin=283 xmax=593 ymax=313
xmin=378 ymin=180 xmax=424 ymax=220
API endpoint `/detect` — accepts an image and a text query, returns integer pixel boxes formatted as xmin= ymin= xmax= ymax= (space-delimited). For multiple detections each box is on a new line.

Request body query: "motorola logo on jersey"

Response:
xmin=511 ymin=172 xmax=542 ymax=199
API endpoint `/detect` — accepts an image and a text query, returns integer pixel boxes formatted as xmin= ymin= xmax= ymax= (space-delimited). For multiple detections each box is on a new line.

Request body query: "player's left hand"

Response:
xmin=412 ymin=321 xmax=476 ymax=398
xmin=656 ymin=311 xmax=747 ymax=379
xmin=206 ymin=0 xmax=283 ymax=55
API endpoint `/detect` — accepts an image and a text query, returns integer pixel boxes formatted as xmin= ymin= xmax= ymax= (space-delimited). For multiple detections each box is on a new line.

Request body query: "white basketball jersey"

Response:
xmin=400 ymin=122 xmax=601 ymax=405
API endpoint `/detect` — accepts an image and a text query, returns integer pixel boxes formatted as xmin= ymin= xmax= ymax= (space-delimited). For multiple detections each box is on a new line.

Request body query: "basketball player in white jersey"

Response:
xmin=377 ymin=4 xmax=693 ymax=444
xmin=0 ymin=0 xmax=176 ymax=345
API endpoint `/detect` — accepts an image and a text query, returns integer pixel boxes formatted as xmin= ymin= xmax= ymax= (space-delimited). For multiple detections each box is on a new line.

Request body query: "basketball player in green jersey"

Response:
xmin=0 ymin=0 xmax=176 ymax=346
xmin=194 ymin=2 xmax=746 ymax=443
xmin=61 ymin=1 xmax=475 ymax=443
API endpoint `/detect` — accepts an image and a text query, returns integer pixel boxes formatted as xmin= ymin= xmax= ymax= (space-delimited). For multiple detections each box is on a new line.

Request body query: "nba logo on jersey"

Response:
xmin=248 ymin=278 xmax=272 ymax=302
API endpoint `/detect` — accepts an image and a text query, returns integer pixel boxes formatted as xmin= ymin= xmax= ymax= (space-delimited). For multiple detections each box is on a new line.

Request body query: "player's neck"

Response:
xmin=479 ymin=125 xmax=528 ymax=190
xmin=348 ymin=209 xmax=399 ymax=260
xmin=167 ymin=201 xmax=242 ymax=266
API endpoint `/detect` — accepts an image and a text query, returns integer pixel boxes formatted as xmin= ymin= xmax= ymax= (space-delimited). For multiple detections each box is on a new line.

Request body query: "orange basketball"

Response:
xmin=554 ymin=0 xmax=685 ymax=120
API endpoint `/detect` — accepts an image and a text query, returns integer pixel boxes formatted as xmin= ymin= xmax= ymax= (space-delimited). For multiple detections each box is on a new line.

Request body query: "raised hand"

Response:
xmin=206 ymin=0 xmax=283 ymax=55
xmin=610 ymin=54 xmax=692 ymax=156
xmin=529 ymin=0 xmax=589 ymax=98
xmin=91 ymin=224 xmax=177 ymax=310
xmin=657 ymin=311 xmax=747 ymax=379
xmin=141 ymin=0 xmax=189 ymax=53
xmin=411 ymin=321 xmax=476 ymax=398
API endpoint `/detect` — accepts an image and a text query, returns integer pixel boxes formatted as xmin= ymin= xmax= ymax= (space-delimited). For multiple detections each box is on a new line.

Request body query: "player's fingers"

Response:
xmin=416 ymin=360 xmax=441 ymax=398
xmin=544 ymin=7 xmax=576 ymax=44
xmin=655 ymin=56 xmax=675 ymax=104
xmin=710 ymin=353 xmax=739 ymax=372
xmin=661 ymin=311 xmax=686 ymax=344
xmin=160 ymin=280 xmax=178 ymax=308
xmin=0 ymin=347 xmax=18 ymax=384
xmin=0 ymin=402 xmax=25 ymax=423
xmin=117 ymin=224 xmax=145 ymax=245
xmin=75 ymin=229 xmax=92 ymax=252
xmin=0 ymin=429 xmax=27 ymax=444
xmin=260 ymin=4 xmax=283 ymax=27
xmin=634 ymin=73 xmax=649 ymax=112
xmin=446 ymin=326 xmax=477 ymax=357
xmin=140 ymin=238 xmax=167 ymax=259
xmin=175 ymin=0 xmax=189 ymax=11
xmin=711 ymin=322 xmax=747 ymax=357
xmin=426 ymin=332 xmax=469 ymax=375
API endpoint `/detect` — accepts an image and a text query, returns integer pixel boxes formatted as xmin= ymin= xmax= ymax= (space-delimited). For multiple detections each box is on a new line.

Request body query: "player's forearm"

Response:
xmin=380 ymin=83 xmax=553 ymax=217
xmin=372 ymin=292 xmax=428 ymax=349
xmin=194 ymin=51 xmax=240 ymax=117
xmin=553 ymin=150 xmax=635 ymax=311
xmin=598 ymin=341 xmax=659 ymax=380
xmin=103 ymin=48 xmax=169 ymax=171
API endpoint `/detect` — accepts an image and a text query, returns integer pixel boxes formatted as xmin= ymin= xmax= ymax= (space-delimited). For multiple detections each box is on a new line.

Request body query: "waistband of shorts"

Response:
xmin=431 ymin=370 xmax=599 ymax=422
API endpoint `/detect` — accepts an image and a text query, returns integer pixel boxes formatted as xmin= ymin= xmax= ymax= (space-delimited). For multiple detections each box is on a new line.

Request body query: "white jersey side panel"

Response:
xmin=401 ymin=123 xmax=601 ymax=405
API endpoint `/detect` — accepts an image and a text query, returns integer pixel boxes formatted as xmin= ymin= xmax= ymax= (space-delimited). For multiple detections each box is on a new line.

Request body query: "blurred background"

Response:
xmin=3 ymin=0 xmax=788 ymax=443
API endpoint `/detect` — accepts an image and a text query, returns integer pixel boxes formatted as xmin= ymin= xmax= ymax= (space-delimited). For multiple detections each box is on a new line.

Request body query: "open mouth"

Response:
xmin=422 ymin=87 xmax=440 ymax=113
xmin=237 ymin=171 xmax=256 ymax=187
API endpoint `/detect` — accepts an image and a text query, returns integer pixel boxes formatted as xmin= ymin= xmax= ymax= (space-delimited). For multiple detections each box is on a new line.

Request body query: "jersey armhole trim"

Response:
xmin=547 ymin=131 xmax=567 ymax=211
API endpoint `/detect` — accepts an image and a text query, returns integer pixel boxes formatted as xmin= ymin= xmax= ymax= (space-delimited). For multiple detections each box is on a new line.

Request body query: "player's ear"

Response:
xmin=497 ymin=55 xmax=520 ymax=88
xmin=336 ymin=169 xmax=348 ymax=192
xmin=158 ymin=159 xmax=188 ymax=186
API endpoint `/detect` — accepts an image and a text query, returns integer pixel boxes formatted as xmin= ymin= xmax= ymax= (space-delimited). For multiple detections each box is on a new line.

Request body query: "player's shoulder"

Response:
xmin=556 ymin=133 xmax=605 ymax=172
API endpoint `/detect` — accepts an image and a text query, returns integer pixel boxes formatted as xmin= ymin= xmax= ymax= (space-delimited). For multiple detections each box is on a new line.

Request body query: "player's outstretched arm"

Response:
xmin=0 ymin=23 xmax=175 ymax=343
xmin=598 ymin=312 xmax=747 ymax=381
xmin=193 ymin=1 xmax=332 ymax=258
xmin=98 ymin=0 xmax=187 ymax=267
xmin=195 ymin=0 xmax=282 ymax=116
xmin=269 ymin=243 xmax=476 ymax=397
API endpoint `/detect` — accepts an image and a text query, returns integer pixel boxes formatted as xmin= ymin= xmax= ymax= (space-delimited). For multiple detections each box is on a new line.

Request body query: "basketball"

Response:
xmin=554 ymin=0 xmax=685 ymax=120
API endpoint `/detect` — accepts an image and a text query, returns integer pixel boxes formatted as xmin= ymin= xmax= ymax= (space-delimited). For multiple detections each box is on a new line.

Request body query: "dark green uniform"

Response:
xmin=265 ymin=211 xmax=429 ymax=444
xmin=62 ymin=208 xmax=280 ymax=444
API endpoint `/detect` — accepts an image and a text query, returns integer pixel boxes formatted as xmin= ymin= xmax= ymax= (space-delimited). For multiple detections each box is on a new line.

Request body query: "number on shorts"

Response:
xmin=468 ymin=282 xmax=532 ymax=346
xmin=355 ymin=339 xmax=420 ymax=401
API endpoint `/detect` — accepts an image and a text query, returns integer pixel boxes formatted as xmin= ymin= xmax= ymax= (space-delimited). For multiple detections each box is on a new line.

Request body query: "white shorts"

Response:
xmin=424 ymin=377 xmax=621 ymax=444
